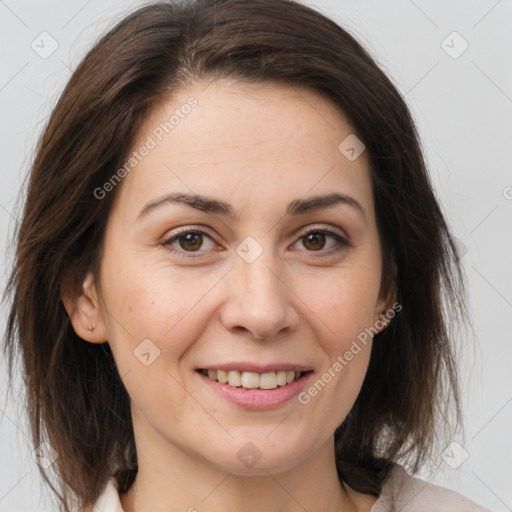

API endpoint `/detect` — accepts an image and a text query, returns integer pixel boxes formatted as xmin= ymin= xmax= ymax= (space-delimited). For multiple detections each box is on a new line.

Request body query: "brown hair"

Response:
xmin=3 ymin=0 xmax=469 ymax=510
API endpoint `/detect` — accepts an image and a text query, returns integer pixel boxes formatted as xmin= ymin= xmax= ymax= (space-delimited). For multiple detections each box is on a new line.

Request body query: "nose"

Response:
xmin=219 ymin=247 xmax=300 ymax=340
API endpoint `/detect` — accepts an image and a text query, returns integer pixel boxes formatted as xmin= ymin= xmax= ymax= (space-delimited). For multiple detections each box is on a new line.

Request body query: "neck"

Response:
xmin=119 ymin=433 xmax=371 ymax=512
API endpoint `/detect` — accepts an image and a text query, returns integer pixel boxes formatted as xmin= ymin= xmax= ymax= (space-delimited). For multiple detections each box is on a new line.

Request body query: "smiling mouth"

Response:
xmin=197 ymin=369 xmax=313 ymax=390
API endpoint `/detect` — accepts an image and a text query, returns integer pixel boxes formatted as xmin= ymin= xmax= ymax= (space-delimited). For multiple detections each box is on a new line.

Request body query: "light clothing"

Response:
xmin=90 ymin=462 xmax=491 ymax=511
xmin=368 ymin=463 xmax=490 ymax=511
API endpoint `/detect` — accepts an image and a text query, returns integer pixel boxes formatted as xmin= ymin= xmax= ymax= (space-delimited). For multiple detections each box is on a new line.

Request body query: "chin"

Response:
xmin=201 ymin=437 xmax=313 ymax=476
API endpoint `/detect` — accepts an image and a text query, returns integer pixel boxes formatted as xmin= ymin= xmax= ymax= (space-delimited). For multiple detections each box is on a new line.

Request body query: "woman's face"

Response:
xmin=88 ymin=79 xmax=392 ymax=474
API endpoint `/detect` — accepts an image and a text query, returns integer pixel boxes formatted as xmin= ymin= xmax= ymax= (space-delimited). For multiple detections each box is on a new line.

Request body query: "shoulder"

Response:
xmin=76 ymin=477 xmax=125 ymax=512
xmin=370 ymin=463 xmax=491 ymax=512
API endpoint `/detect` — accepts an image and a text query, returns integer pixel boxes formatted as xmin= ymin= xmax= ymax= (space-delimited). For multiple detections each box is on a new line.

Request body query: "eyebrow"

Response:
xmin=137 ymin=191 xmax=366 ymax=222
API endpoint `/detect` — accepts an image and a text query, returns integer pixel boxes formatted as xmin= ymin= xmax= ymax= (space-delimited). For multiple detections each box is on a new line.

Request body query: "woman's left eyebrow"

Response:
xmin=137 ymin=191 xmax=367 ymax=224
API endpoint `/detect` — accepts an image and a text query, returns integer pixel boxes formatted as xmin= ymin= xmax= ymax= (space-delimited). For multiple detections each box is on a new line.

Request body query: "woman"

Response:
xmin=3 ymin=0 xmax=490 ymax=510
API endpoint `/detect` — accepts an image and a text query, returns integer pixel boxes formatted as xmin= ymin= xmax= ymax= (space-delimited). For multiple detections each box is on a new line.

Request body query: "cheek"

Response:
xmin=301 ymin=310 xmax=374 ymax=434
xmin=299 ymin=264 xmax=381 ymax=344
xmin=99 ymin=249 xmax=227 ymax=380
xmin=102 ymin=250 xmax=185 ymax=332
xmin=296 ymin=263 xmax=380 ymax=411
xmin=97 ymin=256 xmax=202 ymax=422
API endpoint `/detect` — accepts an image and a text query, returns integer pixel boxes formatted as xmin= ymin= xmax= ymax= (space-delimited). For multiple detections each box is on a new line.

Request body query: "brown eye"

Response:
xmin=163 ymin=229 xmax=216 ymax=257
xmin=293 ymin=229 xmax=348 ymax=255
xmin=302 ymin=232 xmax=327 ymax=251
xmin=177 ymin=232 xmax=203 ymax=251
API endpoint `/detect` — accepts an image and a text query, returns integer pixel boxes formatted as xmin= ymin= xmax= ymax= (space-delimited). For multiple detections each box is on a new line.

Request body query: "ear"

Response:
xmin=60 ymin=268 xmax=107 ymax=343
xmin=373 ymin=263 xmax=399 ymax=333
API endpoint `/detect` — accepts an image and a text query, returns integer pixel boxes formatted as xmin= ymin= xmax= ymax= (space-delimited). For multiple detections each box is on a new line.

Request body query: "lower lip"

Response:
xmin=197 ymin=371 xmax=313 ymax=410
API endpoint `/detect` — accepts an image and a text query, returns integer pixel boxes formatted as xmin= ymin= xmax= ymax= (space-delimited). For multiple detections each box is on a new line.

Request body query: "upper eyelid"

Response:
xmin=164 ymin=224 xmax=348 ymax=242
xmin=163 ymin=224 xmax=350 ymax=252
xmin=294 ymin=224 xmax=348 ymax=240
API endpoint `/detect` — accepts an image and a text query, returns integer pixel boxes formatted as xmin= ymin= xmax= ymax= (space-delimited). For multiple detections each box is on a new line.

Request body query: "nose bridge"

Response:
xmin=220 ymin=234 xmax=298 ymax=339
xmin=236 ymin=235 xmax=284 ymax=306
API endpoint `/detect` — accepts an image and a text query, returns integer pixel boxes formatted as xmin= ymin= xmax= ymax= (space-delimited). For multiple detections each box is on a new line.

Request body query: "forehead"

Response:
xmin=113 ymin=78 xmax=373 ymax=219
xmin=140 ymin=78 xmax=360 ymax=154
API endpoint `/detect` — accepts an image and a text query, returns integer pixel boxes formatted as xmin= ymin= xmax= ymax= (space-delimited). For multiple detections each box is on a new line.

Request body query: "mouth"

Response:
xmin=196 ymin=368 xmax=313 ymax=390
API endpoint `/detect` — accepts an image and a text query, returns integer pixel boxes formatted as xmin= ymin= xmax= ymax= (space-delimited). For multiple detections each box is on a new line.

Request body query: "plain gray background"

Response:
xmin=1 ymin=0 xmax=511 ymax=510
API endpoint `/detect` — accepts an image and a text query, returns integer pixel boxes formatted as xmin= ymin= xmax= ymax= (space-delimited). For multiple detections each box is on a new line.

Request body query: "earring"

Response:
xmin=87 ymin=326 xmax=94 ymax=334
xmin=379 ymin=313 xmax=388 ymax=325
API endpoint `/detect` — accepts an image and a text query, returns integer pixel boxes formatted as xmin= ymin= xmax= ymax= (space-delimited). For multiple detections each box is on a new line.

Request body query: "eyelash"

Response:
xmin=161 ymin=226 xmax=352 ymax=260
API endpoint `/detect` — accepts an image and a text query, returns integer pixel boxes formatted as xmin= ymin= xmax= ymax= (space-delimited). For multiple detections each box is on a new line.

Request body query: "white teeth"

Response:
xmin=202 ymin=369 xmax=305 ymax=389
xmin=241 ymin=371 xmax=260 ymax=389
xmin=259 ymin=372 xmax=277 ymax=389
xmin=227 ymin=370 xmax=242 ymax=387
xmin=276 ymin=370 xmax=287 ymax=386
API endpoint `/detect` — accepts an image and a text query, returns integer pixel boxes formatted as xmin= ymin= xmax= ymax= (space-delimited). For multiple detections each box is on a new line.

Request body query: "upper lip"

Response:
xmin=197 ymin=362 xmax=314 ymax=373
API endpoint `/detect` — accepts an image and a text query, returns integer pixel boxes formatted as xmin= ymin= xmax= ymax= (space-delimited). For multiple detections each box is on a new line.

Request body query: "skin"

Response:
xmin=63 ymin=78 xmax=395 ymax=512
